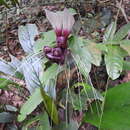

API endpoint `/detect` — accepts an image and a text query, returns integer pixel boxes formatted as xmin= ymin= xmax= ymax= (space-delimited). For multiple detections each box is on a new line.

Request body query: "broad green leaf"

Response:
xmin=34 ymin=39 xmax=46 ymax=53
xmin=42 ymin=64 xmax=63 ymax=100
xmin=86 ymin=41 xmax=102 ymax=66
xmin=0 ymin=59 xmax=17 ymax=76
xmin=9 ymin=55 xmax=22 ymax=73
xmin=84 ymin=82 xmax=130 ymax=130
xmin=119 ymin=40 xmax=130 ymax=56
xmin=42 ymin=64 xmax=59 ymax=84
xmin=69 ymin=37 xmax=101 ymax=78
xmin=102 ymin=40 xmax=119 ymax=45
xmin=103 ymin=22 xmax=117 ymax=42
xmin=0 ymin=112 xmax=16 ymax=123
xmin=96 ymin=44 xmax=108 ymax=52
xmin=72 ymin=54 xmax=91 ymax=78
xmin=0 ymin=56 xmax=22 ymax=79
xmin=34 ymin=30 xmax=55 ymax=53
xmin=53 ymin=120 xmax=78 ymax=130
xmin=40 ymin=88 xmax=59 ymax=124
xmin=105 ymin=45 xmax=126 ymax=80
xmin=44 ymin=79 xmax=56 ymax=100
xmin=41 ymin=30 xmax=56 ymax=43
xmin=113 ymin=22 xmax=130 ymax=41
xmin=18 ymin=88 xmax=43 ymax=122
xmin=102 ymin=39 xmax=130 ymax=46
xmin=22 ymin=56 xmax=43 ymax=93
xmin=69 ymin=37 xmax=91 ymax=78
xmin=18 ymin=24 xmax=38 ymax=54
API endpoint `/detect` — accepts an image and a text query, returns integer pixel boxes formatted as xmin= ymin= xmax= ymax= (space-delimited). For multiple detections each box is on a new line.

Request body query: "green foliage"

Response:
xmin=18 ymin=24 xmax=39 ymax=54
xmin=104 ymin=45 xmax=126 ymax=80
xmin=69 ymin=36 xmax=101 ymax=78
xmin=0 ymin=25 xmax=59 ymax=127
xmin=25 ymin=21 xmax=130 ymax=129
xmin=40 ymin=88 xmax=59 ymax=124
xmin=103 ymin=22 xmax=117 ymax=42
xmin=84 ymin=82 xmax=130 ymax=130
xmin=18 ymin=87 xmax=58 ymax=124
xmin=69 ymin=36 xmax=91 ymax=77
xmin=22 ymin=56 xmax=43 ymax=93
xmin=113 ymin=22 xmax=130 ymax=41
xmin=34 ymin=30 xmax=56 ymax=53
xmin=0 ymin=16 xmax=130 ymax=130
xmin=42 ymin=63 xmax=63 ymax=99
xmin=18 ymin=24 xmax=43 ymax=93
xmin=42 ymin=63 xmax=59 ymax=84
xmin=0 ymin=59 xmax=20 ymax=76
xmin=98 ymin=22 xmax=130 ymax=79
xmin=18 ymin=88 xmax=43 ymax=122
xmin=0 ymin=78 xmax=16 ymax=89
xmin=119 ymin=40 xmax=130 ymax=56
xmin=69 ymin=82 xmax=103 ymax=110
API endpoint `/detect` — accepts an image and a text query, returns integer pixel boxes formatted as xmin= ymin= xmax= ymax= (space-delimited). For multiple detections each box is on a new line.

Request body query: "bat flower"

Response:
xmin=44 ymin=8 xmax=75 ymax=64
xmin=45 ymin=8 xmax=75 ymax=48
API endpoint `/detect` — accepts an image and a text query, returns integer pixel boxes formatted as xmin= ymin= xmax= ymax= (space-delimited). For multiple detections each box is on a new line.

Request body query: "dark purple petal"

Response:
xmin=46 ymin=53 xmax=61 ymax=60
xmin=46 ymin=52 xmax=64 ymax=64
xmin=52 ymin=47 xmax=62 ymax=56
xmin=44 ymin=46 xmax=52 ymax=53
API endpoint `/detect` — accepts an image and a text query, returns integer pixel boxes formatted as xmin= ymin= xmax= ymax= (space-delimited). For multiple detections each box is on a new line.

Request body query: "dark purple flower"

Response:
xmin=44 ymin=8 xmax=75 ymax=64
xmin=43 ymin=46 xmax=65 ymax=64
